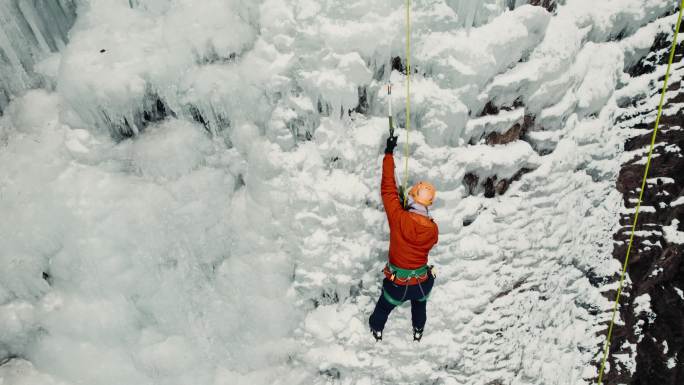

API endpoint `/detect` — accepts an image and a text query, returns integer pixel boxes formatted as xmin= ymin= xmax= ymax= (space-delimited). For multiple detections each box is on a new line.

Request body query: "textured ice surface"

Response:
xmin=0 ymin=0 xmax=76 ymax=112
xmin=0 ymin=0 xmax=679 ymax=384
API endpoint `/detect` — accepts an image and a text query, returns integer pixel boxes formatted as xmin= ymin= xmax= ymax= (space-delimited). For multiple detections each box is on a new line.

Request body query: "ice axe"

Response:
xmin=387 ymin=83 xmax=394 ymax=137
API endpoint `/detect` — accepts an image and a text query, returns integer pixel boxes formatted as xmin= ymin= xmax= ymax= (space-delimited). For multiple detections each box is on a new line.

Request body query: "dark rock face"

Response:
xmin=464 ymin=172 xmax=479 ymax=195
xmin=601 ymin=25 xmax=684 ymax=385
xmin=486 ymin=114 xmax=534 ymax=145
xmin=462 ymin=107 xmax=535 ymax=198
xmin=463 ymin=96 xmax=536 ymax=198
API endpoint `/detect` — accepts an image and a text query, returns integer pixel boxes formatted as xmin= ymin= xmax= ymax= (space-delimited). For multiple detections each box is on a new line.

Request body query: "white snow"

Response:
xmin=667 ymin=356 xmax=677 ymax=369
xmin=663 ymin=219 xmax=684 ymax=245
xmin=633 ymin=294 xmax=656 ymax=323
xmin=671 ymin=196 xmax=684 ymax=207
xmin=612 ymin=348 xmax=637 ymax=376
xmin=647 ymin=177 xmax=674 ymax=184
xmin=0 ymin=359 xmax=66 ymax=385
xmin=0 ymin=0 xmax=679 ymax=384
xmin=675 ymin=287 xmax=684 ymax=300
xmin=621 ymin=205 xmax=656 ymax=214
xmin=464 ymin=107 xmax=525 ymax=143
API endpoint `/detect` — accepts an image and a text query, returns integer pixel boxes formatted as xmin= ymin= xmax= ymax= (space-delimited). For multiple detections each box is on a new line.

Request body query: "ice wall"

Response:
xmin=57 ymin=0 xmax=534 ymax=141
xmin=444 ymin=0 xmax=534 ymax=29
xmin=0 ymin=0 xmax=680 ymax=385
xmin=0 ymin=0 xmax=77 ymax=113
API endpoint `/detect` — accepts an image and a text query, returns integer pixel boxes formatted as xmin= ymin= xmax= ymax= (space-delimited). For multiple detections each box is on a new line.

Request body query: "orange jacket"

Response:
xmin=382 ymin=154 xmax=438 ymax=269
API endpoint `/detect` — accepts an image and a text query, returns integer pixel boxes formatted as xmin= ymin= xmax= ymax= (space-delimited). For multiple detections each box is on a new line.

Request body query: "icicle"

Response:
xmin=0 ymin=0 xmax=77 ymax=113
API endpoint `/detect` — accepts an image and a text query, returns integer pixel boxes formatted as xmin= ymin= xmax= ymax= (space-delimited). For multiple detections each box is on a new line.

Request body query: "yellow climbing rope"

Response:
xmin=402 ymin=0 xmax=412 ymax=203
xmin=597 ymin=2 xmax=683 ymax=384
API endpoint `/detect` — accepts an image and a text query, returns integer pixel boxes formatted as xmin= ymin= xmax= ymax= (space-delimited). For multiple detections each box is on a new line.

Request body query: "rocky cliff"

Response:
xmin=604 ymin=19 xmax=684 ymax=385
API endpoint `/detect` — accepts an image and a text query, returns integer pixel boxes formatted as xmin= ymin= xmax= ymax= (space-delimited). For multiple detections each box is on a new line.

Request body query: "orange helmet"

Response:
xmin=408 ymin=181 xmax=436 ymax=207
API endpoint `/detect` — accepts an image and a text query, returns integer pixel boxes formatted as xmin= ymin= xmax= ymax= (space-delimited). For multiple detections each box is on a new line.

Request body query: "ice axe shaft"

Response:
xmin=387 ymin=83 xmax=394 ymax=136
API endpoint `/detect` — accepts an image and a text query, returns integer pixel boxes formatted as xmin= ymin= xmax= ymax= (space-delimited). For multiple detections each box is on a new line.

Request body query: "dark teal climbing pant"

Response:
xmin=368 ymin=275 xmax=434 ymax=332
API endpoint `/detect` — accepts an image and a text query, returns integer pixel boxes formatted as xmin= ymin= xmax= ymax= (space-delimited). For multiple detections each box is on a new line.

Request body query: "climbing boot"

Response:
xmin=370 ymin=328 xmax=382 ymax=342
xmin=413 ymin=327 xmax=423 ymax=342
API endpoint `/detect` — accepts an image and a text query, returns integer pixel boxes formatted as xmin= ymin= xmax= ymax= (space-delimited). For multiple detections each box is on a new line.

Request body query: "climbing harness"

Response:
xmin=386 ymin=0 xmax=413 ymax=207
xmin=597 ymin=3 xmax=684 ymax=384
xmin=382 ymin=263 xmax=434 ymax=306
xmin=383 ymin=262 xmax=432 ymax=285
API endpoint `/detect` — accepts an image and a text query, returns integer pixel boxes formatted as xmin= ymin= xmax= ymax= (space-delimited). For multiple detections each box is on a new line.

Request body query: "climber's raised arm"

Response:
xmin=381 ymin=133 xmax=402 ymax=224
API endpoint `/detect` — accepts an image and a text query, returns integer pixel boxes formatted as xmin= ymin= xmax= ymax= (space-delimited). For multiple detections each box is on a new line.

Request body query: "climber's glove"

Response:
xmin=385 ymin=132 xmax=398 ymax=154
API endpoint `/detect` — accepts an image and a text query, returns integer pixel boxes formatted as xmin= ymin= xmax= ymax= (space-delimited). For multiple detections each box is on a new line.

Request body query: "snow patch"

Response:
xmin=663 ymin=219 xmax=684 ymax=245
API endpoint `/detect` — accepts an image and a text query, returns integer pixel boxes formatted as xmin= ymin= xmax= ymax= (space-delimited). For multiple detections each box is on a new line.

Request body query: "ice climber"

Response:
xmin=368 ymin=130 xmax=438 ymax=342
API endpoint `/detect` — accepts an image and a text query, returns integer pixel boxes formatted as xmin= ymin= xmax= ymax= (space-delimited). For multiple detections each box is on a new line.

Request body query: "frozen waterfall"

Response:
xmin=0 ymin=1 xmax=681 ymax=385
